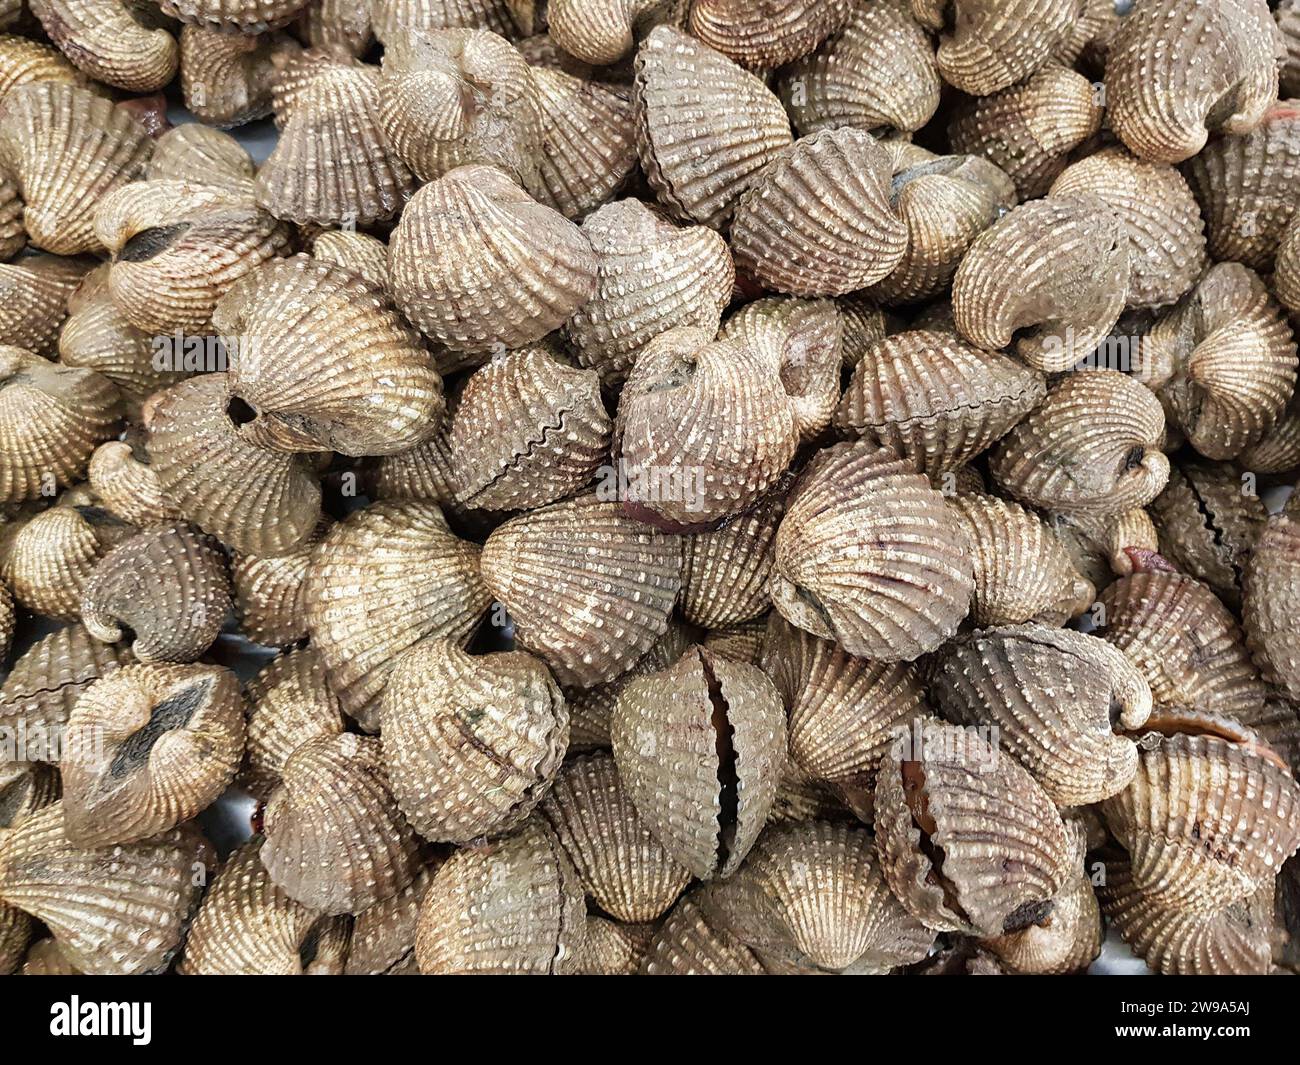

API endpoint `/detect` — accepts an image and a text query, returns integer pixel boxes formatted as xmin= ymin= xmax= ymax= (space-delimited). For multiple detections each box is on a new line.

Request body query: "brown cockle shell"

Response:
xmin=926 ymin=625 xmax=1154 ymax=806
xmin=564 ymin=198 xmax=732 ymax=386
xmin=760 ymin=613 xmax=925 ymax=786
xmin=0 ymin=33 xmax=82 ymax=105
xmin=0 ymin=761 xmax=56 ymax=973
xmin=0 ymin=173 xmax=24 ymax=261
xmin=951 ymin=193 xmax=1130 ymax=373
xmin=179 ymin=839 xmax=351 ymax=975
xmin=180 ymin=27 xmax=300 ymax=129
xmin=539 ymin=751 xmax=692 ymax=922
xmin=614 ymin=326 xmax=798 ymax=528
xmin=989 ymin=370 xmax=1170 ymax=517
xmin=161 ymin=0 xmax=309 ymax=32
xmin=303 ymin=501 xmax=489 ymax=730
xmin=1135 ymin=262 xmax=1297 ymax=461
xmin=1043 ymin=507 xmax=1160 ymax=594
xmin=30 ymin=0 xmax=178 ymax=92
xmin=1100 ymin=710 xmax=1300 ymax=914
xmin=480 ymin=493 xmax=682 ymax=688
xmin=60 ymin=662 xmax=245 ymax=847
xmin=388 ymin=164 xmax=597 ymax=354
xmin=146 ymin=373 xmax=324 ymax=557
xmin=948 ymin=64 xmax=1101 ymax=200
xmin=835 ymin=292 xmax=893 ymax=366
xmin=309 ymin=229 xmax=388 ymax=290
xmin=0 ymin=85 xmax=152 ymax=256
xmin=1104 ymin=0 xmax=1280 ymax=164
xmin=147 ymin=123 xmax=256 ymax=196
xmin=610 ymin=645 xmax=786 ymax=880
xmin=380 ymin=637 xmax=568 ymax=843
xmin=0 ymin=254 xmax=90 ymax=355
xmin=640 ymin=888 xmax=766 ymax=974
xmin=729 ymin=127 xmax=907 ymax=298
xmin=369 ymin=0 xmax=529 ymax=44
xmin=214 ymin=254 xmax=444 ymax=457
xmin=687 ymin=0 xmax=850 ymax=69
xmin=1237 ymin=389 xmax=1300 ymax=474
xmin=262 ymin=732 xmax=422 ymax=914
xmin=569 ymin=916 xmax=655 ymax=975
xmin=448 ymin=344 xmax=610 ymax=512
xmin=80 ymin=522 xmax=232 ymax=664
xmin=230 ymin=524 xmax=325 ymax=649
xmin=0 ymin=803 xmax=212 ymax=975
xmin=634 ymin=26 xmax=792 ymax=229
xmin=87 ymin=440 xmax=183 ymax=528
xmin=874 ymin=717 xmax=1075 ymax=938
xmin=345 ymin=865 xmax=434 ymax=976
xmin=1281 ymin=0 xmax=1300 ymax=97
xmin=1243 ymin=504 xmax=1300 ymax=701
xmin=770 ymin=441 xmax=973 ymax=662
xmin=947 ymin=494 xmax=1094 ymax=627
xmin=833 ymin=330 xmax=1045 ymax=476
xmin=547 ymin=0 xmax=682 ymax=66
xmin=1276 ymin=214 xmax=1300 ymax=314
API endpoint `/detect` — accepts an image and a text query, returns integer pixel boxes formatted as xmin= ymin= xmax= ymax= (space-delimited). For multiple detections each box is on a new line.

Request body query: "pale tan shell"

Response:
xmin=730 ymin=127 xmax=907 ymax=298
xmin=0 ymin=84 xmax=153 ymax=256
xmin=989 ymin=370 xmax=1170 ymax=517
xmin=1049 ymin=146 xmax=1207 ymax=311
xmin=777 ymin=0 xmax=938 ymax=136
xmin=380 ymin=637 xmax=568 ymax=843
xmin=1043 ymin=506 xmax=1160 ymax=591
xmin=614 ymin=326 xmax=798 ymax=528
xmin=948 ymin=494 xmax=1094 ymax=627
xmin=303 ymin=501 xmax=489 ymax=730
xmin=610 ymin=645 xmax=786 ymax=880
xmin=0 ymin=578 xmax=11 ymax=661
xmin=1281 ymin=0 xmax=1300 ymax=97
xmin=87 ymin=440 xmax=183 ymax=527
xmin=255 ymin=51 xmax=415 ymax=226
xmin=480 ymin=493 xmax=682 ymax=688
xmin=1100 ymin=710 xmax=1300 ymax=914
xmin=448 ymin=344 xmax=610 ymax=512
xmin=162 ymin=0 xmax=308 ymax=31
xmin=180 ymin=26 xmax=300 ymax=129
xmin=81 ymin=522 xmax=232 ymax=664
xmin=948 ymin=64 xmax=1101 ymax=200
xmin=60 ymin=662 xmax=245 ymax=847
xmin=0 ymin=348 xmax=122 ymax=505
xmin=215 ymin=254 xmax=444 ymax=457
xmin=539 ymin=751 xmax=691 ymax=921
xmin=0 ymin=760 xmax=58 ymax=973
xmin=388 ymin=164 xmax=597 ymax=354
xmin=760 ymin=613 xmax=925 ymax=785
xmin=835 ymin=292 xmax=893 ymax=366
xmin=634 ymin=25 xmax=792 ymax=229
xmin=31 ymin=0 xmax=178 ymax=92
xmin=20 ymin=937 xmax=83 ymax=975
xmin=952 ymin=193 xmax=1130 ymax=373
xmin=0 ymin=803 xmax=212 ymax=974
xmin=1135 ymin=263 xmax=1297 ymax=461
xmin=874 ymin=718 xmax=1074 ymax=938
xmin=687 ymin=0 xmax=850 ymax=69
xmin=640 ymin=888 xmax=766 ymax=974
xmin=1104 ymin=0 xmax=1280 ymax=163
xmin=369 ymin=0 xmax=529 ymax=44
xmin=146 ymin=373 xmax=324 ymax=556
xmin=564 ymin=198 xmax=733 ymax=386
xmin=309 ymin=229 xmax=389 ymax=290
xmin=345 ymin=865 xmax=434 ymax=975
xmin=0 ymin=33 xmax=83 ymax=106
xmin=361 ymin=418 xmax=458 ymax=505
xmin=569 ymin=916 xmax=655 ymax=975
xmin=230 ymin=525 xmax=325 ymax=649
xmin=262 ymin=732 xmax=422 ymax=914
xmin=1277 ymin=214 xmax=1300 ymax=314
xmin=917 ymin=0 xmax=1078 ymax=96
xmin=0 ymin=173 xmax=24 ymax=260
xmin=147 ymin=123 xmax=256 ymax=197
xmin=548 ymin=0 xmax=682 ymax=66
xmin=770 ymin=441 xmax=973 ymax=662
xmin=1243 ymin=506 xmax=1300 ymax=701
xmin=833 ymin=330 xmax=1045 ymax=476
xmin=1237 ymin=389 xmax=1300 ymax=474
xmin=179 ymin=839 xmax=351 ymax=975
xmin=0 ymin=254 xmax=89 ymax=355
xmin=415 ymin=815 xmax=587 ymax=974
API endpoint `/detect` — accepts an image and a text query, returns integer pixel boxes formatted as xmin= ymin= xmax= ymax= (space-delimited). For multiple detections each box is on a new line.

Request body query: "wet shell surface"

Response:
xmin=919 ymin=0 xmax=1078 ymax=96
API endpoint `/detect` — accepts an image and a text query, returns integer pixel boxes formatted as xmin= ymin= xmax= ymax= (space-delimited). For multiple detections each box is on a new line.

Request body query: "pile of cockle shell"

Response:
xmin=2 ymin=0 xmax=1300 ymax=978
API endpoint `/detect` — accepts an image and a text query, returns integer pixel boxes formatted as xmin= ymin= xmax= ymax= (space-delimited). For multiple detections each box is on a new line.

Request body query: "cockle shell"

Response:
xmin=0 ymin=763 xmax=54 ymax=973
xmin=230 ymin=525 xmax=325 ymax=649
xmin=1135 ymin=262 xmax=1297 ymax=461
xmin=303 ymin=501 xmax=489 ymax=730
xmin=0 ymin=33 xmax=82 ymax=105
xmin=262 ymin=732 xmax=422 ymax=914
xmin=989 ymin=370 xmax=1170 ymax=517
xmin=147 ymin=123 xmax=256 ymax=196
xmin=0 ymin=253 xmax=89 ymax=354
xmin=0 ymin=503 xmax=132 ymax=620
xmin=30 ymin=0 xmax=178 ymax=92
xmin=309 ymin=229 xmax=388 ymax=290
xmin=414 ymin=815 xmax=587 ymax=974
xmin=0 ymin=84 xmax=152 ymax=256
xmin=948 ymin=64 xmax=1101 ymax=200
xmin=614 ymin=326 xmax=798 ymax=528
xmin=569 ymin=916 xmax=655 ymax=975
xmin=369 ymin=0 xmax=531 ymax=44
xmin=1243 ymin=504 xmax=1300 ymax=701
xmin=947 ymin=494 xmax=1094 ymax=627
xmin=687 ymin=0 xmax=850 ymax=69
xmin=1044 ymin=507 xmax=1160 ymax=595
xmin=833 ymin=330 xmax=1045 ymax=476
xmin=538 ymin=751 xmax=692 ymax=921
xmin=610 ymin=645 xmax=786 ymax=880
xmin=362 ymin=418 xmax=458 ymax=506
xmin=1237 ymin=389 xmax=1300 ymax=474
xmin=760 ymin=613 xmax=925 ymax=785
xmin=874 ymin=718 xmax=1075 ymax=937
xmin=634 ymin=25 xmax=792 ymax=229
xmin=927 ymin=625 xmax=1153 ymax=805
xmin=702 ymin=618 xmax=768 ymax=666
xmin=0 ymin=803 xmax=212 ymax=974
xmin=0 ymin=173 xmax=23 ymax=260
xmin=60 ymin=662 xmax=245 ymax=847
xmin=180 ymin=26 xmax=300 ymax=128
xmin=951 ymin=193 xmax=1130 ymax=373
xmin=345 ymin=865 xmax=434 ymax=976
xmin=1104 ymin=0 xmax=1280 ymax=163
xmin=380 ymin=637 xmax=568 ymax=843
xmin=1100 ymin=710 xmax=1300 ymax=914
xmin=80 ymin=522 xmax=232 ymax=664
xmin=548 ymin=0 xmax=682 ymax=66
xmin=161 ymin=0 xmax=309 ymax=31
xmin=770 ymin=441 xmax=973 ymax=662
xmin=1281 ymin=0 xmax=1300 ymax=97
xmin=87 ymin=441 xmax=183 ymax=527
xmin=641 ymin=888 xmax=766 ymax=974
xmin=729 ymin=127 xmax=907 ymax=298
xmin=480 ymin=493 xmax=682 ymax=688
xmin=146 ymin=373 xmax=324 ymax=556
xmin=835 ymin=292 xmax=893 ymax=366
xmin=389 ymin=164 xmax=597 ymax=354
xmin=180 ymin=839 xmax=351 ymax=975
xmin=1277 ymin=215 xmax=1300 ymax=314
xmin=214 ymin=254 xmax=443 ymax=457
xmin=448 ymin=344 xmax=609 ymax=512
xmin=564 ymin=198 xmax=732 ymax=386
